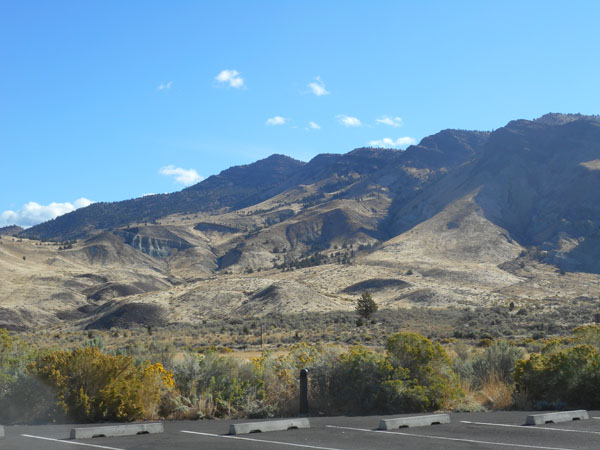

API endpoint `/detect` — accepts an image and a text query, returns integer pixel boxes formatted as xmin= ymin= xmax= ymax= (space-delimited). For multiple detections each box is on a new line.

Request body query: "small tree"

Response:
xmin=356 ymin=292 xmax=378 ymax=321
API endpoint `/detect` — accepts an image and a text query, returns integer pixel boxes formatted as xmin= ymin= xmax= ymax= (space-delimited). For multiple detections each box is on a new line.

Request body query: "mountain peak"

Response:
xmin=262 ymin=153 xmax=304 ymax=164
xmin=533 ymin=113 xmax=600 ymax=126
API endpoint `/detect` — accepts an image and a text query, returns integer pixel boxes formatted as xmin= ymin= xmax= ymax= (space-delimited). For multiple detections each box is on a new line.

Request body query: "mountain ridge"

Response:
xmin=20 ymin=128 xmax=489 ymax=242
xmin=4 ymin=113 xmax=600 ymax=331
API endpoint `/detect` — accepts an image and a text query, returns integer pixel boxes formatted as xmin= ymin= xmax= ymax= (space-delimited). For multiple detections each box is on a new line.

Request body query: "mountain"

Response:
xmin=20 ymin=154 xmax=305 ymax=241
xmin=0 ymin=225 xmax=24 ymax=236
xmin=20 ymin=131 xmax=489 ymax=242
xmin=387 ymin=114 xmax=600 ymax=272
xmin=3 ymin=114 xmax=600 ymax=331
xmin=533 ymin=112 xmax=600 ymax=126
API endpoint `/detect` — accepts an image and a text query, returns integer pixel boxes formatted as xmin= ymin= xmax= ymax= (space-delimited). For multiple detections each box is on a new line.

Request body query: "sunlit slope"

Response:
xmin=388 ymin=115 xmax=600 ymax=274
xmin=3 ymin=115 xmax=600 ymax=331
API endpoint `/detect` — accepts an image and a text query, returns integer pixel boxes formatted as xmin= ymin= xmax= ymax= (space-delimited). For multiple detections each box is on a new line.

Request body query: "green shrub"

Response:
xmin=377 ymin=379 xmax=431 ymax=412
xmin=330 ymin=345 xmax=385 ymax=412
xmin=0 ymin=330 xmax=40 ymax=423
xmin=0 ymin=329 xmax=34 ymax=398
xmin=302 ymin=346 xmax=344 ymax=413
xmin=307 ymin=333 xmax=461 ymax=414
xmin=169 ymin=351 xmax=269 ymax=418
xmin=514 ymin=344 xmax=600 ymax=409
xmin=572 ymin=324 xmax=600 ymax=350
xmin=454 ymin=340 xmax=525 ymax=389
xmin=470 ymin=341 xmax=525 ymax=387
xmin=381 ymin=333 xmax=460 ymax=412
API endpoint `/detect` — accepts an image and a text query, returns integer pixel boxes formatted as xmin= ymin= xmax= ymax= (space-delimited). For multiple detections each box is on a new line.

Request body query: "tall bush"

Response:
xmin=380 ymin=333 xmax=460 ymax=412
xmin=308 ymin=333 xmax=461 ymax=414
xmin=169 ymin=351 xmax=270 ymax=418
xmin=29 ymin=346 xmax=173 ymax=422
xmin=470 ymin=341 xmax=525 ymax=387
xmin=330 ymin=345 xmax=385 ymax=412
xmin=514 ymin=344 xmax=600 ymax=409
xmin=0 ymin=329 xmax=41 ymax=423
xmin=0 ymin=329 xmax=34 ymax=398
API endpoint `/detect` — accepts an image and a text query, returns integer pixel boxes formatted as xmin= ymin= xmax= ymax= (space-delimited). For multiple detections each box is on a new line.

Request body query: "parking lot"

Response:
xmin=3 ymin=411 xmax=600 ymax=450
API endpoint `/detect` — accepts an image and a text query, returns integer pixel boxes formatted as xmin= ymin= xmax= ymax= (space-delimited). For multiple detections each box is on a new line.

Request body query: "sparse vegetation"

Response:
xmin=454 ymin=340 xmax=525 ymax=389
xmin=275 ymin=248 xmax=353 ymax=271
xmin=0 ymin=331 xmax=462 ymax=423
xmin=5 ymin=323 xmax=600 ymax=423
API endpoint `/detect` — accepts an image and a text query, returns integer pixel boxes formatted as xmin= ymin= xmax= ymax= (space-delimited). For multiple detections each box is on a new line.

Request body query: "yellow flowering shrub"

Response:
xmin=29 ymin=347 xmax=172 ymax=422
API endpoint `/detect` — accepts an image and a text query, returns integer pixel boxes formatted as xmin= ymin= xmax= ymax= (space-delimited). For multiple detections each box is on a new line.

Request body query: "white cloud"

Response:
xmin=376 ymin=116 xmax=404 ymax=128
xmin=308 ymin=121 xmax=321 ymax=130
xmin=73 ymin=198 xmax=93 ymax=208
xmin=266 ymin=116 xmax=287 ymax=126
xmin=157 ymin=81 xmax=173 ymax=90
xmin=307 ymin=76 xmax=330 ymax=96
xmin=159 ymin=165 xmax=204 ymax=186
xmin=0 ymin=198 xmax=94 ymax=228
xmin=337 ymin=115 xmax=362 ymax=127
xmin=215 ymin=69 xmax=244 ymax=88
xmin=368 ymin=137 xmax=416 ymax=149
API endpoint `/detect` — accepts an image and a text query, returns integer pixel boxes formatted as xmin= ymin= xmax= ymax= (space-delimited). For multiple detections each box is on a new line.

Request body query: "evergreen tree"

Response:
xmin=356 ymin=291 xmax=378 ymax=320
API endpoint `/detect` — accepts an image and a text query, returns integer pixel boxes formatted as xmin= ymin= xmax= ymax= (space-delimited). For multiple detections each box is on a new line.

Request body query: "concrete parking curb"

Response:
xmin=70 ymin=422 xmax=164 ymax=439
xmin=525 ymin=410 xmax=589 ymax=425
xmin=229 ymin=418 xmax=310 ymax=435
xmin=379 ymin=413 xmax=451 ymax=430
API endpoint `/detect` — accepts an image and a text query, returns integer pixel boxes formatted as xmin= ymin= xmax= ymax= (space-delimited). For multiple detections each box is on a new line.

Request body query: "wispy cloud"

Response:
xmin=337 ymin=115 xmax=362 ymax=127
xmin=159 ymin=165 xmax=203 ymax=186
xmin=157 ymin=81 xmax=173 ymax=91
xmin=307 ymin=76 xmax=330 ymax=96
xmin=308 ymin=121 xmax=321 ymax=130
xmin=376 ymin=116 xmax=404 ymax=128
xmin=0 ymin=198 xmax=94 ymax=228
xmin=215 ymin=69 xmax=244 ymax=88
xmin=266 ymin=116 xmax=288 ymax=126
xmin=368 ymin=137 xmax=416 ymax=149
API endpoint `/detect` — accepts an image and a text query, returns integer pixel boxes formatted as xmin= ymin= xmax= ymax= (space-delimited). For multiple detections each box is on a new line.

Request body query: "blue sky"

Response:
xmin=1 ymin=1 xmax=599 ymax=227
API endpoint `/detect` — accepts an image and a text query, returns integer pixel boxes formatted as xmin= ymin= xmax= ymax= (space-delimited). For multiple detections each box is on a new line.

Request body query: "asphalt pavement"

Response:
xmin=2 ymin=410 xmax=600 ymax=450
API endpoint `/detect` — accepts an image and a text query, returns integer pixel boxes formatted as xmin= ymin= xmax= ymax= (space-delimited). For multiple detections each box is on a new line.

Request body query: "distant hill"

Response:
xmin=5 ymin=113 xmax=600 ymax=331
xmin=0 ymin=225 xmax=24 ymax=236
xmin=21 ymin=154 xmax=305 ymax=241
xmin=20 ymin=130 xmax=488 ymax=242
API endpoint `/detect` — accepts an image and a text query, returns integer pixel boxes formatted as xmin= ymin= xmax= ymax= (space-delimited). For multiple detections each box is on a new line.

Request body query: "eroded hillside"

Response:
xmin=3 ymin=114 xmax=600 ymax=331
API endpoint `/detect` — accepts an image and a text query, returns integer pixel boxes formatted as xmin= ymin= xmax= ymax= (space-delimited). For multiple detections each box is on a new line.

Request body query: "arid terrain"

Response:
xmin=2 ymin=113 xmax=600 ymax=338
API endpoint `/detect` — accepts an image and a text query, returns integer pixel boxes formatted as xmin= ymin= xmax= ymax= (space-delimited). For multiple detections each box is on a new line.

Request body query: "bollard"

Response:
xmin=299 ymin=368 xmax=308 ymax=415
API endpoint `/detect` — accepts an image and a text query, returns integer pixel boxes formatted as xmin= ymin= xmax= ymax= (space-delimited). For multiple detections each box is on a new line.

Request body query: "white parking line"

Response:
xmin=461 ymin=420 xmax=600 ymax=435
xmin=325 ymin=425 xmax=576 ymax=450
xmin=181 ymin=430 xmax=347 ymax=450
xmin=21 ymin=434 xmax=126 ymax=450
